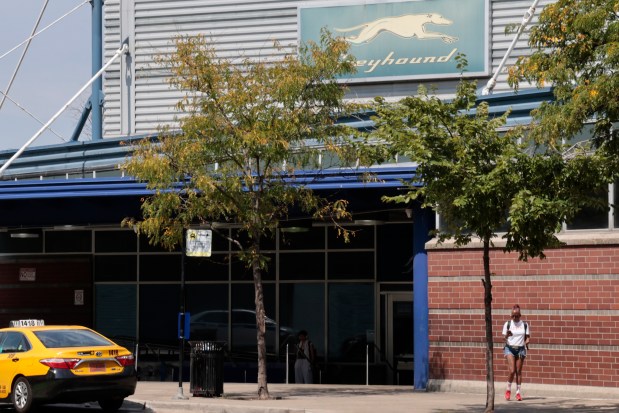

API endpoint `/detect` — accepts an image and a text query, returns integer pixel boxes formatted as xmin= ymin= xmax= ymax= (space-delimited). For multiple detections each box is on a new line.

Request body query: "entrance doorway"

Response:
xmin=384 ymin=293 xmax=413 ymax=385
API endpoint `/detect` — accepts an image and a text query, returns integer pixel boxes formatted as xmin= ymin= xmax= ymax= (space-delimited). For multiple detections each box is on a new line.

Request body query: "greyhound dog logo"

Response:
xmin=335 ymin=13 xmax=459 ymax=44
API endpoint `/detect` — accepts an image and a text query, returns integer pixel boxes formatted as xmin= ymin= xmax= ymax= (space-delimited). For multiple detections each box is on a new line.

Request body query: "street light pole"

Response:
xmin=175 ymin=229 xmax=189 ymax=400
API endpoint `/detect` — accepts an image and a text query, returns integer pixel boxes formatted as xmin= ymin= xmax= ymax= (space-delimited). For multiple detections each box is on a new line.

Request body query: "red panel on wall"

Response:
xmin=0 ymin=258 xmax=92 ymax=328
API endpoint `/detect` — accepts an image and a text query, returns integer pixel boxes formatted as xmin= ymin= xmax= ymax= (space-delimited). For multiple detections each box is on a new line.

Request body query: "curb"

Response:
xmin=428 ymin=379 xmax=619 ymax=400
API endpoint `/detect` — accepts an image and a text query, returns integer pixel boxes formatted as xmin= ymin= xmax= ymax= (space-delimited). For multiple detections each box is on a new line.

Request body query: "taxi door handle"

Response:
xmin=12 ymin=358 xmax=19 ymax=362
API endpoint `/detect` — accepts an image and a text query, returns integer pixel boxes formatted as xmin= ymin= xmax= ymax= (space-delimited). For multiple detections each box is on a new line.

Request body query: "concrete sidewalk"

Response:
xmin=126 ymin=381 xmax=619 ymax=413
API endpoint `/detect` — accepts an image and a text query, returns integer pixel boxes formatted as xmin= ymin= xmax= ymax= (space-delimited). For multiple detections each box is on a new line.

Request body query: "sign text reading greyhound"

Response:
xmin=299 ymin=0 xmax=488 ymax=82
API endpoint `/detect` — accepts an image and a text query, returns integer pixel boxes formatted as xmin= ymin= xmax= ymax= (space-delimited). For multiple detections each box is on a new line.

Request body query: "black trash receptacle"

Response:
xmin=189 ymin=341 xmax=225 ymax=397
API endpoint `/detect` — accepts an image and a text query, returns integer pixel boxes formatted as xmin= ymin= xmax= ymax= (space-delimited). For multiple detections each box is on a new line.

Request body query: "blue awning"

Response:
xmin=0 ymin=166 xmax=418 ymax=200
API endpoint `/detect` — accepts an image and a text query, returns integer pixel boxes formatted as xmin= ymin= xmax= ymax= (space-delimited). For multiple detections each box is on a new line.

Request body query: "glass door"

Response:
xmin=385 ymin=293 xmax=413 ymax=384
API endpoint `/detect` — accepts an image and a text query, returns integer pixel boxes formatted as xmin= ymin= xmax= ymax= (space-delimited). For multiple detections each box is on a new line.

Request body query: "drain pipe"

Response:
xmin=482 ymin=0 xmax=541 ymax=95
xmin=91 ymin=0 xmax=104 ymax=140
xmin=0 ymin=43 xmax=128 ymax=177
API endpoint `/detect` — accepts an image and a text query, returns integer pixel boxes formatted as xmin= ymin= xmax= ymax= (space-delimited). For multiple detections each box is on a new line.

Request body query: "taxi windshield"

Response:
xmin=34 ymin=329 xmax=114 ymax=348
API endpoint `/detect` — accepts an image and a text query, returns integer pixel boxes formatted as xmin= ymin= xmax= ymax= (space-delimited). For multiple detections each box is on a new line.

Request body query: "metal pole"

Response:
xmin=286 ymin=343 xmax=289 ymax=384
xmin=0 ymin=43 xmax=128 ymax=177
xmin=482 ymin=0 xmax=541 ymax=95
xmin=91 ymin=0 xmax=103 ymax=140
xmin=175 ymin=229 xmax=188 ymax=399
xmin=366 ymin=344 xmax=369 ymax=385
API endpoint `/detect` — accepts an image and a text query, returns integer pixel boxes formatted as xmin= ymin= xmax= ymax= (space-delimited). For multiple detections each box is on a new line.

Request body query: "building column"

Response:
xmin=91 ymin=0 xmax=103 ymax=140
xmin=413 ymin=204 xmax=431 ymax=390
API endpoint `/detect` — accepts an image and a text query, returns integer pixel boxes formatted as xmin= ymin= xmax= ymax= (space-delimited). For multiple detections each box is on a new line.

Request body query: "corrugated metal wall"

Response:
xmin=103 ymin=0 xmax=553 ymax=138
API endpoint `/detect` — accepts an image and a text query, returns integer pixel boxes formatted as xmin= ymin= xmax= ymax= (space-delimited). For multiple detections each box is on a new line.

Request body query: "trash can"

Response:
xmin=189 ymin=341 xmax=225 ymax=397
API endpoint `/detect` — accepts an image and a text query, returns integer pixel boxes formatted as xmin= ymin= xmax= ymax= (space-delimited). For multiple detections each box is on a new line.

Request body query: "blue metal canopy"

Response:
xmin=0 ymin=166 xmax=418 ymax=200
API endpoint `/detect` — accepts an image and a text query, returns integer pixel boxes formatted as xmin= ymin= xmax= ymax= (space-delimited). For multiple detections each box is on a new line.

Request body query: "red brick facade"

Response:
xmin=427 ymin=243 xmax=619 ymax=388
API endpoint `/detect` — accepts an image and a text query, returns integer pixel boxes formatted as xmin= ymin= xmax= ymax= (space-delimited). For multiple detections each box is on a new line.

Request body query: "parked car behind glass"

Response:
xmin=190 ymin=309 xmax=294 ymax=354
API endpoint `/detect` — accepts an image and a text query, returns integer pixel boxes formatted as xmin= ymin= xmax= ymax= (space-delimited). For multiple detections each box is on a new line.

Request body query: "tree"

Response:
xmin=508 ymin=0 xmax=619 ymax=156
xmin=123 ymin=32 xmax=361 ymax=399
xmin=371 ymin=80 xmax=610 ymax=412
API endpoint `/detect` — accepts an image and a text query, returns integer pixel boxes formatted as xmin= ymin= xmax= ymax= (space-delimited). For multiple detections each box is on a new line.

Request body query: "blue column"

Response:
xmin=413 ymin=204 xmax=431 ymax=390
xmin=91 ymin=0 xmax=103 ymax=140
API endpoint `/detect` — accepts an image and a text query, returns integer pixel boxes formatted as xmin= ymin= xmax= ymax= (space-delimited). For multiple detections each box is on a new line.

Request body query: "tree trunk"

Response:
xmin=252 ymin=241 xmax=270 ymax=400
xmin=483 ymin=238 xmax=495 ymax=413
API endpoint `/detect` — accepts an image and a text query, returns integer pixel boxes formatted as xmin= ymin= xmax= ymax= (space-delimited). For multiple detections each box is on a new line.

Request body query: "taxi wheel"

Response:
xmin=12 ymin=377 xmax=34 ymax=413
xmin=98 ymin=397 xmax=125 ymax=412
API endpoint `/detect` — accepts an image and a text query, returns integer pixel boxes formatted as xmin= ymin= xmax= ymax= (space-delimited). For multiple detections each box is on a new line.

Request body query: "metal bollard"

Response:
xmin=286 ymin=344 xmax=289 ymax=384
xmin=366 ymin=344 xmax=369 ymax=385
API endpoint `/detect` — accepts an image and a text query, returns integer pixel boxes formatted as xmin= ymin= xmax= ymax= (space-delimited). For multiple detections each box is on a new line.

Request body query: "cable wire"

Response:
xmin=0 ymin=89 xmax=66 ymax=141
xmin=0 ymin=0 xmax=89 ymax=62
xmin=0 ymin=43 xmax=129 ymax=176
xmin=0 ymin=0 xmax=49 ymax=111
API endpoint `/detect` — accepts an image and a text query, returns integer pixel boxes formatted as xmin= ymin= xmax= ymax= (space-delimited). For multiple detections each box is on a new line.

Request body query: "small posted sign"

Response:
xmin=19 ymin=268 xmax=36 ymax=282
xmin=186 ymin=229 xmax=213 ymax=257
xmin=74 ymin=289 xmax=84 ymax=306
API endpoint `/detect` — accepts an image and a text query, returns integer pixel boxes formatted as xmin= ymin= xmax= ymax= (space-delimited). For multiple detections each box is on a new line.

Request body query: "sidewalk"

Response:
xmin=126 ymin=381 xmax=619 ymax=413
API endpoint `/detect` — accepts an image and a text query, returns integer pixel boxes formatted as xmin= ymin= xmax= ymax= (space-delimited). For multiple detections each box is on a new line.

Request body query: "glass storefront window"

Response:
xmin=328 ymin=283 xmax=374 ymax=362
xmin=328 ymin=226 xmax=374 ymax=249
xmin=231 ymin=253 xmax=275 ymax=281
xmin=231 ymin=229 xmax=276 ymax=251
xmin=95 ymin=230 xmax=137 ymax=252
xmin=186 ymin=254 xmax=230 ymax=281
xmin=280 ymin=252 xmax=325 ymax=280
xmin=280 ymin=227 xmax=325 ymax=250
xmin=230 ymin=283 xmax=276 ymax=354
xmin=95 ymin=284 xmax=137 ymax=340
xmin=209 ymin=229 xmax=230 ymax=252
xmin=187 ymin=284 xmax=228 ymax=342
xmin=139 ymin=236 xmax=181 ymax=253
xmin=139 ymin=284 xmax=181 ymax=346
xmin=377 ymin=224 xmax=413 ymax=282
xmin=0 ymin=231 xmax=43 ymax=253
xmin=328 ymin=251 xmax=374 ymax=280
xmin=45 ymin=230 xmax=91 ymax=253
xmin=94 ymin=255 xmax=137 ymax=282
xmin=279 ymin=283 xmax=324 ymax=357
xmin=139 ymin=255 xmax=182 ymax=281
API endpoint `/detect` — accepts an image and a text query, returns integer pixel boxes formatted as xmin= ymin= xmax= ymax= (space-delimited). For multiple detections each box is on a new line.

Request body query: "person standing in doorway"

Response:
xmin=295 ymin=330 xmax=316 ymax=384
xmin=502 ymin=304 xmax=530 ymax=401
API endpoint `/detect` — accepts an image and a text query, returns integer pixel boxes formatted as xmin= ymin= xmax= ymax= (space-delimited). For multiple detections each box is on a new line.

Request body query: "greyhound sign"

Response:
xmin=299 ymin=0 xmax=489 ymax=82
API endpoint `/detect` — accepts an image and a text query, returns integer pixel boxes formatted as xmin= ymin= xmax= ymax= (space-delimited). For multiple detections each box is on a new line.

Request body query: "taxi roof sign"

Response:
xmin=10 ymin=319 xmax=45 ymax=327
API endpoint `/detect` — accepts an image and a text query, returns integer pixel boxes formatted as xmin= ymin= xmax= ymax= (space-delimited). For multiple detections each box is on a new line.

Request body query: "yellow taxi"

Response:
xmin=0 ymin=320 xmax=137 ymax=413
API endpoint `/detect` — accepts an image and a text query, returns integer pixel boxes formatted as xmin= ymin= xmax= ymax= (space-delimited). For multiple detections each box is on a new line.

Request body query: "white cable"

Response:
xmin=0 ymin=43 xmax=129 ymax=177
xmin=0 ymin=0 xmax=49 ymax=110
xmin=0 ymin=89 xmax=65 ymax=141
xmin=0 ymin=0 xmax=89 ymax=62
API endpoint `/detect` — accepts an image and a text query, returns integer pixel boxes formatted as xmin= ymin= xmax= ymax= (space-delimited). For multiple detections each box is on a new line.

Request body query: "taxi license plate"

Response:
xmin=89 ymin=361 xmax=106 ymax=372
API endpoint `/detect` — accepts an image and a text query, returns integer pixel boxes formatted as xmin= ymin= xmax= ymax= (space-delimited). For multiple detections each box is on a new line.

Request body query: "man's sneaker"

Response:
xmin=505 ymin=390 xmax=511 ymax=400
xmin=516 ymin=392 xmax=522 ymax=401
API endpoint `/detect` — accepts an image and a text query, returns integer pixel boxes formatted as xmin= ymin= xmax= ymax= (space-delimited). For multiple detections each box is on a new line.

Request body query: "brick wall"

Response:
xmin=427 ymin=245 xmax=619 ymax=388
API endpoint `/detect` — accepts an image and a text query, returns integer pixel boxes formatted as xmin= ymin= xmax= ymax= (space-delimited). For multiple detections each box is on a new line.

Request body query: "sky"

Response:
xmin=0 ymin=1 xmax=91 ymax=152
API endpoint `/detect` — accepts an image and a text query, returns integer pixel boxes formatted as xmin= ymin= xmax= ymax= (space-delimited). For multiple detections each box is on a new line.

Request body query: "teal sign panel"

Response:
xmin=299 ymin=0 xmax=489 ymax=82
